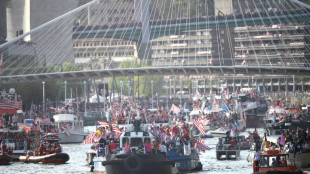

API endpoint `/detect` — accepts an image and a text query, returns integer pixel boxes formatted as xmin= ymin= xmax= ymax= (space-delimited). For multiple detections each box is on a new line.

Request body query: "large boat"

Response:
xmin=0 ymin=153 xmax=12 ymax=165
xmin=53 ymin=114 xmax=88 ymax=143
xmin=252 ymin=149 xmax=306 ymax=174
xmin=102 ymin=119 xmax=177 ymax=174
xmin=216 ymin=136 xmax=240 ymax=160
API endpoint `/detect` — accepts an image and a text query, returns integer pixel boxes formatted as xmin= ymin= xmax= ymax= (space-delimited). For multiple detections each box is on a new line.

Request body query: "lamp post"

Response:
xmin=128 ymin=80 xmax=131 ymax=96
xmin=166 ymin=79 xmax=168 ymax=110
xmin=64 ymin=81 xmax=67 ymax=102
xmin=120 ymin=81 xmax=123 ymax=102
xmin=179 ymin=78 xmax=182 ymax=109
xmin=83 ymin=81 xmax=87 ymax=116
xmin=42 ymin=81 xmax=45 ymax=117
xmin=151 ymin=80 xmax=153 ymax=108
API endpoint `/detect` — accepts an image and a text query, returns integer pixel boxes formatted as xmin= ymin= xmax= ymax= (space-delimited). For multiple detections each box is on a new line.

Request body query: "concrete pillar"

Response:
xmin=233 ymin=78 xmax=236 ymax=92
xmin=285 ymin=77 xmax=288 ymax=92
xmin=278 ymin=78 xmax=281 ymax=92
xmin=134 ymin=0 xmax=151 ymax=62
xmin=293 ymin=75 xmax=295 ymax=93
xmin=271 ymin=78 xmax=273 ymax=92
xmin=302 ymin=78 xmax=304 ymax=91
xmin=210 ymin=76 xmax=213 ymax=94
xmin=0 ymin=0 xmax=7 ymax=44
xmin=204 ymin=78 xmax=206 ymax=95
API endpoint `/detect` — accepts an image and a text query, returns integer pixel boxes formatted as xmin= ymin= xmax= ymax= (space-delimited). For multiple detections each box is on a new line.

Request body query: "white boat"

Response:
xmin=53 ymin=114 xmax=89 ymax=144
xmin=210 ymin=127 xmax=228 ymax=137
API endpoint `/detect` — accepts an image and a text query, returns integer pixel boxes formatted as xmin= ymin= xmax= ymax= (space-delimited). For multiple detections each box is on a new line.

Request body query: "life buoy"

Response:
xmin=124 ymin=155 xmax=142 ymax=173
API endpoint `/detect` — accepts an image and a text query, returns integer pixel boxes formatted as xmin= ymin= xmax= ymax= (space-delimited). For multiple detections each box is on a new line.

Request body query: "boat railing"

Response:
xmin=216 ymin=144 xmax=240 ymax=151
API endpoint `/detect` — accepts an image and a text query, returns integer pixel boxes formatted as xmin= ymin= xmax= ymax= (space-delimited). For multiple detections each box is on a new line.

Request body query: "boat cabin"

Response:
xmin=253 ymin=150 xmax=301 ymax=174
xmin=53 ymin=114 xmax=83 ymax=131
xmin=119 ymin=131 xmax=154 ymax=153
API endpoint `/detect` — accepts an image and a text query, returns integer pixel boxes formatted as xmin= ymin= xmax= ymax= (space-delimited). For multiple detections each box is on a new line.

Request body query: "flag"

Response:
xmin=0 ymin=54 xmax=2 ymax=73
xmin=195 ymin=89 xmax=200 ymax=96
xmin=19 ymin=126 xmax=31 ymax=132
xmin=82 ymin=132 xmax=98 ymax=144
xmin=194 ymin=139 xmax=210 ymax=152
xmin=112 ymin=124 xmax=122 ymax=136
xmin=280 ymin=132 xmax=285 ymax=146
xmin=98 ymin=121 xmax=109 ymax=127
xmin=170 ymin=104 xmax=180 ymax=114
xmin=234 ymin=120 xmax=239 ymax=128
xmin=193 ymin=119 xmax=206 ymax=136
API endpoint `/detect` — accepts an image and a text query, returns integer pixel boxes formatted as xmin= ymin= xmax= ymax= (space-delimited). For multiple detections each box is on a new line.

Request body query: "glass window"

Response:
xmin=131 ymin=138 xmax=143 ymax=146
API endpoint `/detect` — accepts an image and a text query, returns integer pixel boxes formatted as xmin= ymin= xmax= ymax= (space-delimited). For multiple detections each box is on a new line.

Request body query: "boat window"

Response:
xmin=122 ymin=138 xmax=129 ymax=145
xmin=131 ymin=138 xmax=143 ymax=146
xmin=144 ymin=138 xmax=150 ymax=143
xmin=260 ymin=156 xmax=269 ymax=167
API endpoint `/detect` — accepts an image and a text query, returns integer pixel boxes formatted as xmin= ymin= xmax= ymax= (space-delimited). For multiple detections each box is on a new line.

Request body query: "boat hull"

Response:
xmin=167 ymin=149 xmax=202 ymax=172
xmin=93 ymin=156 xmax=106 ymax=173
xmin=103 ymin=153 xmax=177 ymax=174
xmin=58 ymin=131 xmax=87 ymax=144
xmin=19 ymin=153 xmax=69 ymax=164
xmin=289 ymin=152 xmax=310 ymax=168
xmin=0 ymin=153 xmax=12 ymax=165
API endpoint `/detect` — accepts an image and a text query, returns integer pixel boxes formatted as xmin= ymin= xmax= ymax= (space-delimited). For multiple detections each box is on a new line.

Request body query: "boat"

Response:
xmin=102 ymin=118 xmax=177 ymax=174
xmin=210 ymin=127 xmax=228 ymax=137
xmin=19 ymin=133 xmax=69 ymax=164
xmin=252 ymin=149 xmax=307 ymax=174
xmin=0 ymin=128 xmax=40 ymax=160
xmin=216 ymin=136 xmax=240 ymax=160
xmin=53 ymin=114 xmax=89 ymax=143
xmin=0 ymin=153 xmax=12 ymax=165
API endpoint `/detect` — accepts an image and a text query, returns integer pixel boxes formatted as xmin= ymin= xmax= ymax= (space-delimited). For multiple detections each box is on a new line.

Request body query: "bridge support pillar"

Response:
xmin=293 ymin=75 xmax=295 ymax=93
xmin=278 ymin=78 xmax=281 ymax=92
xmin=302 ymin=79 xmax=304 ymax=91
xmin=233 ymin=78 xmax=235 ymax=93
xmin=0 ymin=0 xmax=7 ymax=44
xmin=134 ymin=0 xmax=151 ymax=63
xmin=271 ymin=78 xmax=273 ymax=92
xmin=210 ymin=76 xmax=213 ymax=94
xmin=285 ymin=77 xmax=288 ymax=92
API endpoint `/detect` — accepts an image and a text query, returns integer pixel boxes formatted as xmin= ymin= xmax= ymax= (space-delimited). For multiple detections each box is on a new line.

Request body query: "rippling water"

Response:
xmin=3 ymin=127 xmax=310 ymax=174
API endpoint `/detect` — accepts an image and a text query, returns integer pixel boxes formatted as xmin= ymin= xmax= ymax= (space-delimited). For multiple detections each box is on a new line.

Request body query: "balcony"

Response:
xmin=234 ymin=25 xmax=308 ymax=32
xmin=234 ymin=43 xmax=306 ymax=50
xmin=235 ymin=35 xmax=305 ymax=41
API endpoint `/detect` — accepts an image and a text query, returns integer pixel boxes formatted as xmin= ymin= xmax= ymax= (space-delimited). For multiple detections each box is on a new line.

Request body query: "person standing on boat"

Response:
xmin=12 ymin=114 xmax=18 ymax=129
xmin=144 ymin=139 xmax=152 ymax=154
xmin=159 ymin=142 xmax=167 ymax=154
xmin=254 ymin=149 xmax=261 ymax=171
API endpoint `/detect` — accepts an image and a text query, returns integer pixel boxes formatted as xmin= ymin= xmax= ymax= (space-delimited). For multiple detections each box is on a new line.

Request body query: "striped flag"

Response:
xmin=195 ymin=89 xmax=200 ymax=96
xmin=0 ymin=101 xmax=22 ymax=109
xmin=98 ymin=121 xmax=109 ymax=127
xmin=82 ymin=132 xmax=98 ymax=144
xmin=112 ymin=124 xmax=122 ymax=136
xmin=170 ymin=104 xmax=180 ymax=114
xmin=194 ymin=139 xmax=210 ymax=152
xmin=193 ymin=118 xmax=206 ymax=136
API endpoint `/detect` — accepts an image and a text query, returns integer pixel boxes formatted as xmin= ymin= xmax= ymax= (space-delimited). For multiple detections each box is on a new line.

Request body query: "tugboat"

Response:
xmin=19 ymin=133 xmax=69 ymax=164
xmin=102 ymin=117 xmax=177 ymax=174
xmin=252 ymin=149 xmax=307 ymax=174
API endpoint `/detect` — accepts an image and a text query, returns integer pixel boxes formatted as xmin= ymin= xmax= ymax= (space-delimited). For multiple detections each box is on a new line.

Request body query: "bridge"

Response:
xmin=0 ymin=0 xmax=310 ymax=85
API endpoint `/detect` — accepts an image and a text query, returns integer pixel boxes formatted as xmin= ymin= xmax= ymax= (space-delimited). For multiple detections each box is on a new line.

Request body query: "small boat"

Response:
xmin=200 ymin=130 xmax=213 ymax=138
xmin=19 ymin=133 xmax=69 ymax=164
xmin=0 ymin=153 xmax=12 ymax=165
xmin=216 ymin=136 xmax=240 ymax=160
xmin=53 ymin=114 xmax=89 ymax=143
xmin=252 ymin=149 xmax=307 ymax=174
xmin=210 ymin=127 xmax=228 ymax=137
xmin=19 ymin=152 xmax=69 ymax=164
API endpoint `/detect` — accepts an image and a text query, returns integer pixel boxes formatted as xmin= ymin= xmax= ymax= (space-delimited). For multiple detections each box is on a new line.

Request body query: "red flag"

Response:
xmin=194 ymin=118 xmax=206 ymax=136
xmin=195 ymin=89 xmax=200 ymax=96
xmin=170 ymin=104 xmax=180 ymax=114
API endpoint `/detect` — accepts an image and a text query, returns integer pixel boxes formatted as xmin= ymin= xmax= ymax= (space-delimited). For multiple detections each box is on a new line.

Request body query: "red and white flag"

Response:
xmin=112 ymin=124 xmax=122 ymax=136
xmin=194 ymin=139 xmax=210 ymax=152
xmin=193 ymin=118 xmax=206 ymax=136
xmin=170 ymin=104 xmax=180 ymax=114
xmin=82 ymin=132 xmax=99 ymax=144
xmin=98 ymin=121 xmax=109 ymax=127
xmin=195 ymin=89 xmax=200 ymax=96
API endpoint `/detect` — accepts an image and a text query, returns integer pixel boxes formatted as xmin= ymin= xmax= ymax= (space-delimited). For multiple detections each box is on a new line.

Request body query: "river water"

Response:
xmin=2 ymin=127 xmax=310 ymax=174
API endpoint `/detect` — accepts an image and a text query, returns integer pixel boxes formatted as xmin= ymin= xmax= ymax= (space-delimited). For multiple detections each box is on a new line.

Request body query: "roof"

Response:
xmin=53 ymin=114 xmax=78 ymax=122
